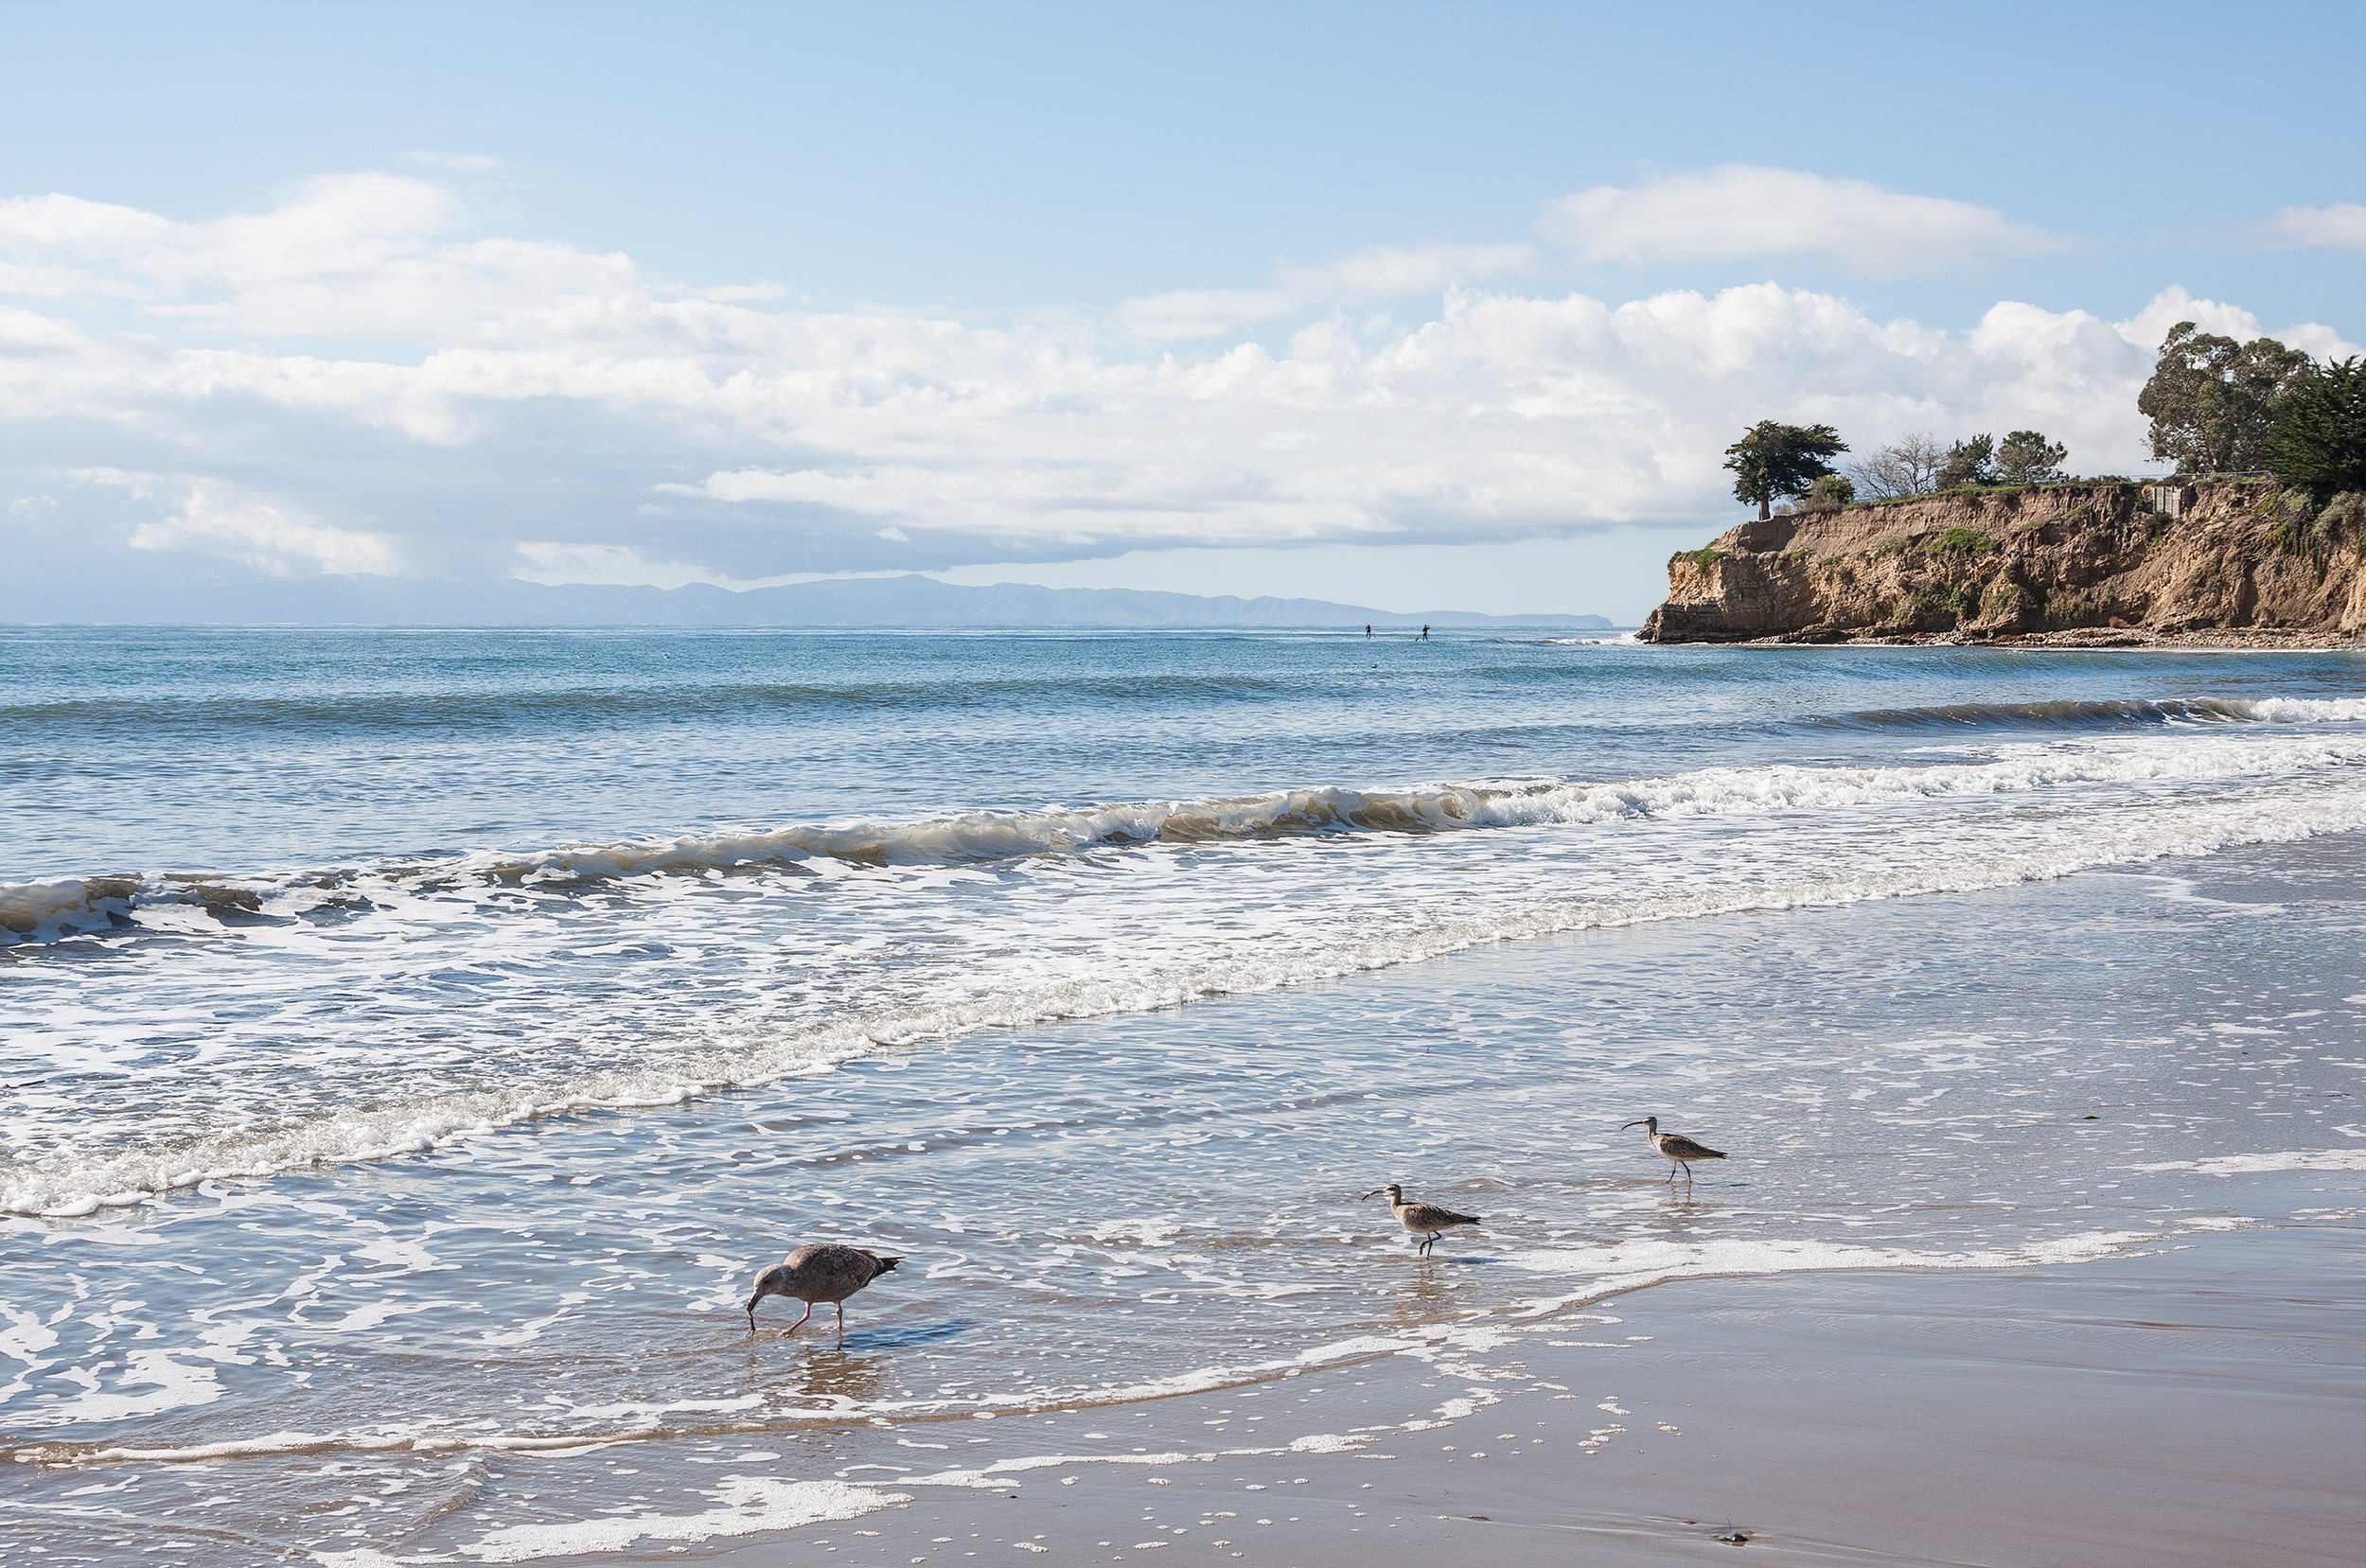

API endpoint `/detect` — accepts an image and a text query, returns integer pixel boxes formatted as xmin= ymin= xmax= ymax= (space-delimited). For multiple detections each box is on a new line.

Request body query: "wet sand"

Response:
xmin=675 ymin=1217 xmax=2365 ymax=1568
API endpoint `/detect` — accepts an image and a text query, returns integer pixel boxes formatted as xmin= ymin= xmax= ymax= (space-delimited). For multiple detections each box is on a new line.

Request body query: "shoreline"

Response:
xmin=1651 ymin=626 xmax=2366 ymax=651
xmin=658 ymin=1216 xmax=2366 ymax=1568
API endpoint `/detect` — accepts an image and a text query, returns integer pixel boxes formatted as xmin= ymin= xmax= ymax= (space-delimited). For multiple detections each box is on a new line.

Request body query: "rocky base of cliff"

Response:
xmin=1641 ymin=480 xmax=2366 ymax=647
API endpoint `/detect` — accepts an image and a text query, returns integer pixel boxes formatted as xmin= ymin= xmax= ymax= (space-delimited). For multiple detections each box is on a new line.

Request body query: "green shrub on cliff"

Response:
xmin=1926 ymin=526 xmax=1997 ymax=555
xmin=1803 ymin=473 xmax=1856 ymax=510
xmin=2320 ymin=491 xmax=2366 ymax=534
xmin=2269 ymin=490 xmax=2366 ymax=556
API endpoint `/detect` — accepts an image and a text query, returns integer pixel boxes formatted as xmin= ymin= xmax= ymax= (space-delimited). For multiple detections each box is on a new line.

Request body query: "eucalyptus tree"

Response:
xmin=2139 ymin=321 xmax=2310 ymax=474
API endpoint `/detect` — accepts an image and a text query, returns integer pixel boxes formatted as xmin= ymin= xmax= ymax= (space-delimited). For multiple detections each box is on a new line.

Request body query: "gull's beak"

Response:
xmin=1620 ymin=1119 xmax=1649 ymax=1131
xmin=746 ymin=1297 xmax=759 ymax=1331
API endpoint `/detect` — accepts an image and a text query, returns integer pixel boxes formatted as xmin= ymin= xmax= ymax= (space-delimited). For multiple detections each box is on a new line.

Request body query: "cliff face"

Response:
xmin=1640 ymin=481 xmax=2366 ymax=645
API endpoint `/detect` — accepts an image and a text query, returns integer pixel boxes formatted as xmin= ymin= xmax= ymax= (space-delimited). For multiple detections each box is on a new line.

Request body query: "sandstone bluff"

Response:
xmin=1640 ymin=480 xmax=2366 ymax=648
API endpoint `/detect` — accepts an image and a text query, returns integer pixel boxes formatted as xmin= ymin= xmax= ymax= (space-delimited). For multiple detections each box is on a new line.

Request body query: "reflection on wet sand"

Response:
xmin=784 ymin=1351 xmax=892 ymax=1408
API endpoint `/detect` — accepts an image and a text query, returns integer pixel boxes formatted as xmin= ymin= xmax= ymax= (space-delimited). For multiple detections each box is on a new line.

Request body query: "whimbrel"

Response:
xmin=1622 ymin=1116 xmax=1725 ymax=1183
xmin=1362 ymin=1183 xmax=1480 ymax=1256
xmin=746 ymin=1243 xmax=903 ymax=1341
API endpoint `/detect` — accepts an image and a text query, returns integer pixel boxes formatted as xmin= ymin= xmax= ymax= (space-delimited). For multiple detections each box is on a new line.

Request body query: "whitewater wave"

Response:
xmin=1816 ymin=695 xmax=2366 ymax=733
xmin=8 ymin=765 xmax=2364 ymax=1217
xmin=9 ymin=719 xmax=2366 ymax=948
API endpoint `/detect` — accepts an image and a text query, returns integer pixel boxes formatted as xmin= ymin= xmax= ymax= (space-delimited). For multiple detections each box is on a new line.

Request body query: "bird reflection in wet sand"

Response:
xmin=1385 ymin=1259 xmax=1458 ymax=1326
xmin=786 ymin=1350 xmax=891 ymax=1406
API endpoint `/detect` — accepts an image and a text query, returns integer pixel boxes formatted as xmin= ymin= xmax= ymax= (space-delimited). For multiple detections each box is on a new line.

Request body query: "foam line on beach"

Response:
xmin=2135 ymin=1150 xmax=2366 ymax=1175
xmin=12 ymin=1225 xmax=2180 ymax=1476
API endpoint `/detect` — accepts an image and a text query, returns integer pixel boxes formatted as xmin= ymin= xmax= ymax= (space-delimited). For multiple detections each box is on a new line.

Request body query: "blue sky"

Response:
xmin=3 ymin=1 xmax=2361 ymax=619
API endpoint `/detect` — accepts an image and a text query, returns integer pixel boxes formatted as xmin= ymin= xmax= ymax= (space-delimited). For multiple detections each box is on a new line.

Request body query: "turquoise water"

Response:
xmin=2 ymin=627 xmax=2363 ymax=1561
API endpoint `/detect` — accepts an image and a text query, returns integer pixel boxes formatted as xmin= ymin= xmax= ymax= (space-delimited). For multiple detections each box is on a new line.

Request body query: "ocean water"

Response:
xmin=3 ymin=625 xmax=2364 ymax=1562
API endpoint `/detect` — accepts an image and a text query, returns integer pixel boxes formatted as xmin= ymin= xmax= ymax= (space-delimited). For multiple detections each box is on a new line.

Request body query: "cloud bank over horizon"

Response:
xmin=1 ymin=168 xmax=2357 ymax=608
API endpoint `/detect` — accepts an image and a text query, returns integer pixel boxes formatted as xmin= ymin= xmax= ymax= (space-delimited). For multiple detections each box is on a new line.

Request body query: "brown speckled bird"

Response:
xmin=1362 ymin=1183 xmax=1480 ymax=1257
xmin=746 ymin=1243 xmax=903 ymax=1341
xmin=1622 ymin=1116 xmax=1726 ymax=1183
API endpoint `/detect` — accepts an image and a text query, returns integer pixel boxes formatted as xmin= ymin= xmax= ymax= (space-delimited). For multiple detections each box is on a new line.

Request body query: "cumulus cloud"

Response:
xmin=0 ymin=172 xmax=2344 ymax=595
xmin=1539 ymin=166 xmax=2063 ymax=278
xmin=128 ymin=481 xmax=401 ymax=577
xmin=2251 ymin=202 xmax=2366 ymax=254
xmin=1117 ymin=241 xmax=1533 ymax=337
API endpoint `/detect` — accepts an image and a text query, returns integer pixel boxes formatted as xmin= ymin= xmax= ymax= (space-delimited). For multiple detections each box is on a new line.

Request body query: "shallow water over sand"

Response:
xmin=2 ymin=630 xmax=2363 ymax=1560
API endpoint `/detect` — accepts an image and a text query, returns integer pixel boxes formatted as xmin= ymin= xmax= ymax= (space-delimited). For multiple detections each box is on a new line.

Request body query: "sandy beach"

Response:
xmin=672 ymin=1217 xmax=2365 ymax=1568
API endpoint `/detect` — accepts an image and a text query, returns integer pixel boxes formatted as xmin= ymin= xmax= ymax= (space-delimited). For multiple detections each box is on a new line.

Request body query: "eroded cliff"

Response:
xmin=1640 ymin=480 xmax=2366 ymax=646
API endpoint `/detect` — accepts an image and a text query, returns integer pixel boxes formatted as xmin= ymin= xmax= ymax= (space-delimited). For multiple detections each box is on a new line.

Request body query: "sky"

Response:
xmin=3 ymin=0 xmax=2361 ymax=622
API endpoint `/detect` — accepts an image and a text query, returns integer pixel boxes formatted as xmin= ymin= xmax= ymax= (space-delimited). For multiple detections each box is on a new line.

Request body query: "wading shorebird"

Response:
xmin=1362 ymin=1183 xmax=1480 ymax=1257
xmin=746 ymin=1244 xmax=903 ymax=1342
xmin=1622 ymin=1116 xmax=1726 ymax=1183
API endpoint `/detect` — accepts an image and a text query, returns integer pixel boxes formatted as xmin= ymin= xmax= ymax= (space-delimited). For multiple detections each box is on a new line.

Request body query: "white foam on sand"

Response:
xmin=1500 ymin=1229 xmax=2161 ymax=1311
xmin=448 ymin=1476 xmax=904 ymax=1563
xmin=2140 ymin=1149 xmax=2366 ymax=1175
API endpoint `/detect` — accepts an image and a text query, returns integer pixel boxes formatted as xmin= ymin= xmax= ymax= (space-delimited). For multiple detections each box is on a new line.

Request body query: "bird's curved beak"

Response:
xmin=745 ymin=1298 xmax=759 ymax=1332
xmin=1620 ymin=1119 xmax=1648 ymax=1130
xmin=1359 ymin=1188 xmax=1386 ymax=1200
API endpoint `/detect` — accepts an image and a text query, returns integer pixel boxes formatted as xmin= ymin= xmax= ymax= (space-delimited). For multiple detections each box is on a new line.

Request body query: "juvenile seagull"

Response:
xmin=746 ymin=1243 xmax=903 ymax=1342
xmin=1362 ymin=1183 xmax=1480 ymax=1257
xmin=1622 ymin=1116 xmax=1726 ymax=1183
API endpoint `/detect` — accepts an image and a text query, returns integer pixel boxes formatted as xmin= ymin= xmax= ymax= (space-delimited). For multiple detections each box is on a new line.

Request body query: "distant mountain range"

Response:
xmin=7 ymin=573 xmax=1615 ymax=629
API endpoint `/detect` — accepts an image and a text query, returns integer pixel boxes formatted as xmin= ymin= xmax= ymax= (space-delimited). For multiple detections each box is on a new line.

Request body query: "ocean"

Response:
xmin=3 ymin=625 xmax=2363 ymax=1563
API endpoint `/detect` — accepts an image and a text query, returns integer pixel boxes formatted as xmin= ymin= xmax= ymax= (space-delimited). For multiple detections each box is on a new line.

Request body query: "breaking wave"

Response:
xmin=8 ymin=759 xmax=2365 ymax=1216
xmin=9 ymin=721 xmax=2366 ymax=947
xmin=1818 ymin=695 xmax=2366 ymax=733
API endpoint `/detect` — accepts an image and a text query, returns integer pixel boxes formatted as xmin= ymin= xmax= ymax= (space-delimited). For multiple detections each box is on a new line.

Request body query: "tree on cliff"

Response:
xmin=1848 ymin=432 xmax=1947 ymax=499
xmin=1993 ymin=430 xmax=2069 ymax=485
xmin=1724 ymin=421 xmax=1847 ymax=520
xmin=1935 ymin=434 xmax=1994 ymax=487
xmin=2267 ymin=357 xmax=2366 ymax=495
xmin=2139 ymin=321 xmax=2310 ymax=473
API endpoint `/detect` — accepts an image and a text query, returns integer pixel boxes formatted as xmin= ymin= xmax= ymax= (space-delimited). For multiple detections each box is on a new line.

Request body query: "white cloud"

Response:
xmin=1117 ymin=241 xmax=1533 ymax=338
xmin=129 ymin=482 xmax=401 ymax=577
xmin=512 ymin=541 xmax=727 ymax=590
xmin=0 ymin=174 xmax=463 ymax=306
xmin=1539 ymin=166 xmax=2062 ymax=278
xmin=2251 ymin=202 xmax=2366 ymax=254
xmin=0 ymin=173 xmax=2349 ymax=596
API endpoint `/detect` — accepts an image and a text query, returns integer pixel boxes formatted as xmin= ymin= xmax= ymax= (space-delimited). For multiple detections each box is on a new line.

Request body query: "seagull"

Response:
xmin=746 ymin=1243 xmax=903 ymax=1342
xmin=1362 ymin=1183 xmax=1480 ymax=1257
xmin=1622 ymin=1116 xmax=1726 ymax=1183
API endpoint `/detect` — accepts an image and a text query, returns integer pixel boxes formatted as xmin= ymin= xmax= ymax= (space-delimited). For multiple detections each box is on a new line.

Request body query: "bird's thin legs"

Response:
xmin=835 ymin=1302 xmax=847 ymax=1343
xmin=786 ymin=1302 xmax=814 ymax=1334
